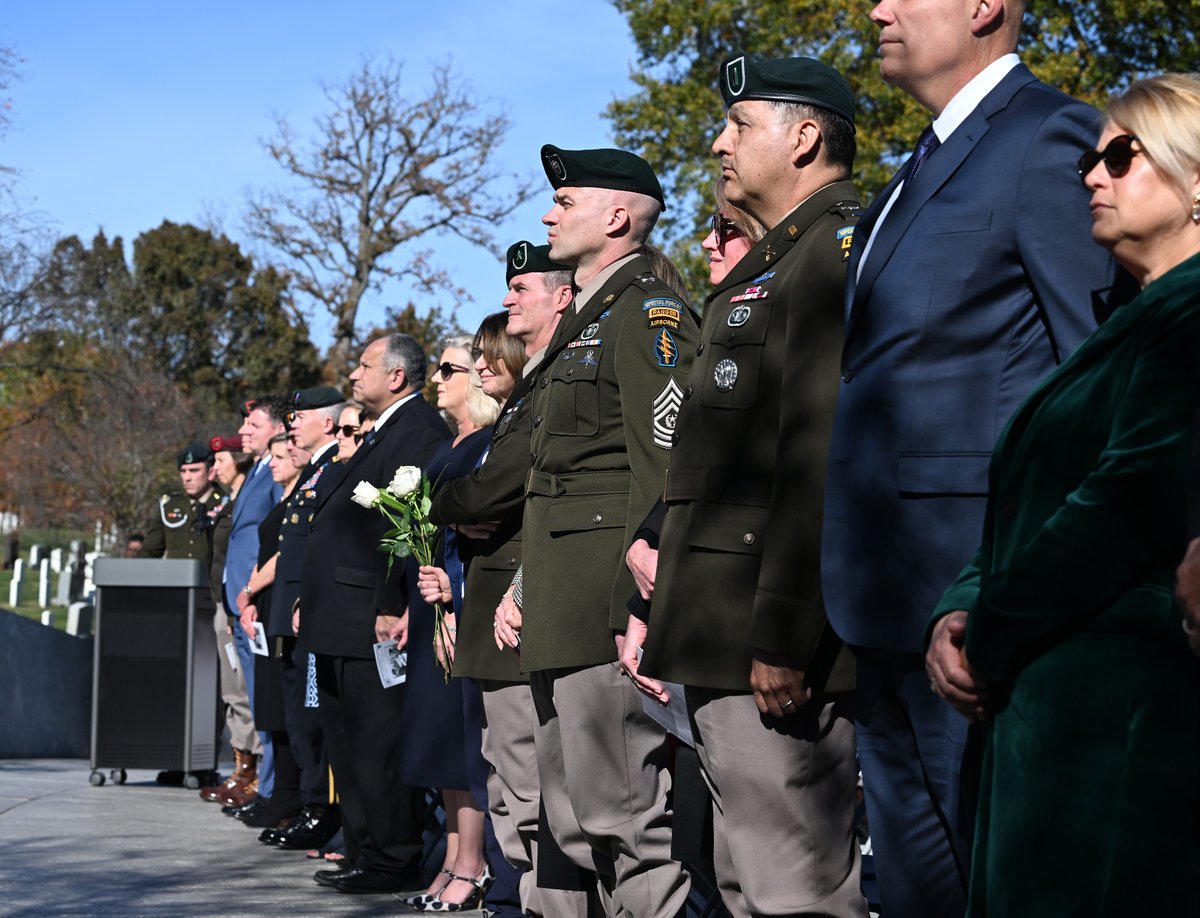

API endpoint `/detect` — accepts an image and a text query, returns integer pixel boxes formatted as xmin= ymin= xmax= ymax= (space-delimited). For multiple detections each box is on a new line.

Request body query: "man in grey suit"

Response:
xmin=820 ymin=0 xmax=1119 ymax=915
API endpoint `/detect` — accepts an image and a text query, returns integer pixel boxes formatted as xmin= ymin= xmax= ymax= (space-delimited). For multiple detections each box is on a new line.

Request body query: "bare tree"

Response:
xmin=247 ymin=56 xmax=536 ymax=373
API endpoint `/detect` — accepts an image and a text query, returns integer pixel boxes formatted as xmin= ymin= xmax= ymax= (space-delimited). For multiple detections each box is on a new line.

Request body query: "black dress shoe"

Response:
xmin=274 ymin=805 xmax=340 ymax=850
xmin=332 ymin=867 xmax=422 ymax=894
xmin=232 ymin=797 xmax=270 ymax=822
xmin=314 ymin=863 xmax=355 ymax=887
xmin=259 ymin=826 xmax=287 ymax=845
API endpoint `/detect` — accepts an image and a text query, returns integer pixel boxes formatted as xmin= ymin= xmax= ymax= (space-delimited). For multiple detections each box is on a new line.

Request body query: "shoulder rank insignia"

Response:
xmin=642 ymin=296 xmax=682 ymax=331
xmin=652 ymin=378 xmax=683 ymax=450
xmin=654 ymin=328 xmax=679 ymax=367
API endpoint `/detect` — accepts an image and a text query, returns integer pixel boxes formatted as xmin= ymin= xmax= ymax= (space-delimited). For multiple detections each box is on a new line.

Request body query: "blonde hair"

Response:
xmin=442 ymin=335 xmax=499 ymax=429
xmin=1106 ymin=73 xmax=1200 ymax=195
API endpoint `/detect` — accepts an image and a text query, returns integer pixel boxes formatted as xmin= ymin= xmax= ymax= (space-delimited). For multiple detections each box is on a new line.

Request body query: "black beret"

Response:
xmin=177 ymin=442 xmax=213 ymax=466
xmin=291 ymin=386 xmax=345 ymax=410
xmin=505 ymin=241 xmax=572 ymax=283
xmin=719 ymin=52 xmax=855 ymax=127
xmin=541 ymin=144 xmax=666 ymax=208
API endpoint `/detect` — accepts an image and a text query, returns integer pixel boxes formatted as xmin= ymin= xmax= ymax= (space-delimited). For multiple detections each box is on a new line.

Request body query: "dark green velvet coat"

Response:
xmin=933 ymin=251 xmax=1200 ymax=917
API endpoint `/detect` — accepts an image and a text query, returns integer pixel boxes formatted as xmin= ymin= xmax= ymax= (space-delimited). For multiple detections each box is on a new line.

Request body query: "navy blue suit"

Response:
xmin=821 ymin=64 xmax=1117 ymax=917
xmin=224 ymin=455 xmax=282 ymax=792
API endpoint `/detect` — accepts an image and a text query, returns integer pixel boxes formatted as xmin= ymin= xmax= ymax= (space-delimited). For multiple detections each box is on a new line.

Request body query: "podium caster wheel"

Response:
xmin=89 ymin=770 xmax=105 ymax=787
xmin=110 ymin=769 xmax=127 ymax=785
xmin=183 ymin=773 xmax=201 ymax=790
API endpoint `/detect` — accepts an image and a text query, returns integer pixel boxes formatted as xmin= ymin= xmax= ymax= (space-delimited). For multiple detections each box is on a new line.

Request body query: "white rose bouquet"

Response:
xmin=351 ymin=465 xmax=453 ymax=679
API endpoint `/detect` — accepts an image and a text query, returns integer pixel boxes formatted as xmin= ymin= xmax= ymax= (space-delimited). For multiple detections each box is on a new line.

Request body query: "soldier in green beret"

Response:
xmin=501 ymin=145 xmax=698 ymax=916
xmin=428 ymin=241 xmax=592 ymax=916
xmin=619 ymin=52 xmax=868 ymax=916
xmin=138 ymin=442 xmax=223 ymax=560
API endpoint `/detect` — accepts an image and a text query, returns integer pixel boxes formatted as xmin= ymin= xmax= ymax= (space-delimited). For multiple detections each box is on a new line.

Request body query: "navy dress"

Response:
xmin=397 ymin=428 xmax=493 ymax=790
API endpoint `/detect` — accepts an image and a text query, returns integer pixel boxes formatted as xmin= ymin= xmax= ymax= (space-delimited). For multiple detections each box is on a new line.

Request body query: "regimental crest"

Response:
xmin=653 ymin=378 xmax=683 ymax=450
xmin=511 ymin=242 xmax=529 ymax=271
xmin=725 ymin=56 xmax=747 ymax=97
xmin=582 ymin=322 xmax=600 ymax=339
xmin=654 ymin=328 xmax=679 ymax=367
xmin=547 ymin=153 xmax=567 ymax=182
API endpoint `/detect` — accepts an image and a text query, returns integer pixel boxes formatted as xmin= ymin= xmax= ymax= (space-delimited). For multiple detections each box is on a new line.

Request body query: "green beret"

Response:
xmin=720 ymin=52 xmax=855 ymax=127
xmin=506 ymin=241 xmax=572 ymax=283
xmin=541 ymin=144 xmax=666 ymax=208
xmin=177 ymin=442 xmax=213 ymax=466
xmin=291 ymin=386 xmax=345 ymax=411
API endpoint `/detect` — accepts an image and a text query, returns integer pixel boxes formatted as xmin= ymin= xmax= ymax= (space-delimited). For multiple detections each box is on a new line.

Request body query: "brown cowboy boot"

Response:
xmin=219 ymin=775 xmax=259 ymax=808
xmin=199 ymin=748 xmax=254 ymax=803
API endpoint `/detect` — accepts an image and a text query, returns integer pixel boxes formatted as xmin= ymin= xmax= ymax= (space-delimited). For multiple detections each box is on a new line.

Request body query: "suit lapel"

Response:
xmin=316 ymin=398 xmax=410 ymax=508
xmin=845 ymin=65 xmax=1038 ymax=341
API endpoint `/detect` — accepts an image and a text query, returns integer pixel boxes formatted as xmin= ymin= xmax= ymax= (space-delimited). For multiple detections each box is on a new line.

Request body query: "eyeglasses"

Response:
xmin=284 ymin=410 xmax=297 ymax=426
xmin=337 ymin=424 xmax=359 ymax=437
xmin=470 ymin=346 xmax=484 ymax=363
xmin=1077 ymin=134 xmax=1141 ymax=187
xmin=436 ymin=362 xmax=471 ymax=379
xmin=709 ymin=213 xmax=743 ymax=246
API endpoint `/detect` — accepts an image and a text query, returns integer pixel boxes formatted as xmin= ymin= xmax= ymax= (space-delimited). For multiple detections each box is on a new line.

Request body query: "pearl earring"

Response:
xmin=1193 ymin=192 xmax=1200 ymax=224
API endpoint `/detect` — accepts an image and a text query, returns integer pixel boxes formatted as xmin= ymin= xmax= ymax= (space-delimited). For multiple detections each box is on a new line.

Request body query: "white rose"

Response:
xmin=350 ymin=480 xmax=382 ymax=508
xmin=388 ymin=465 xmax=422 ymax=498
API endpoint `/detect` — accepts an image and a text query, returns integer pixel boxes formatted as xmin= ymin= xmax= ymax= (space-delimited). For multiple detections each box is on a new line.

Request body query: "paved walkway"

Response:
xmin=0 ymin=759 xmax=482 ymax=918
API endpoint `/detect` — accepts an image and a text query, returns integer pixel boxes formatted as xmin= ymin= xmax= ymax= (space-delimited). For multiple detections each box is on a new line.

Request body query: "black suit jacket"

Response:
xmin=299 ymin=395 xmax=450 ymax=659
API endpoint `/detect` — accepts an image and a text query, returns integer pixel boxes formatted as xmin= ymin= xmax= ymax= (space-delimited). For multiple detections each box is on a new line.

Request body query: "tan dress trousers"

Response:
xmin=689 ymin=689 xmax=867 ymax=917
xmin=480 ymin=680 xmax=591 ymax=917
xmin=530 ymin=662 xmax=690 ymax=918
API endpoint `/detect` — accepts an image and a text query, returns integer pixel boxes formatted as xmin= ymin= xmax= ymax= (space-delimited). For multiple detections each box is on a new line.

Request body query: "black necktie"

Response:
xmin=906 ymin=125 xmax=940 ymax=184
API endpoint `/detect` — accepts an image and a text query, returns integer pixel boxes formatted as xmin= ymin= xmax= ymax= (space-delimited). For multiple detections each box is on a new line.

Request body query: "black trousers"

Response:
xmin=280 ymin=642 xmax=329 ymax=806
xmin=316 ymin=653 xmax=424 ymax=874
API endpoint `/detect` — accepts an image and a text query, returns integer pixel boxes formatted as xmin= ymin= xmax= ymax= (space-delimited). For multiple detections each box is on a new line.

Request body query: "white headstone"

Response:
xmin=40 ymin=609 xmax=52 ymax=626
xmin=8 ymin=558 xmax=24 ymax=606
xmin=53 ymin=563 xmax=73 ymax=607
xmin=29 ymin=544 xmax=42 ymax=566
xmin=38 ymin=558 xmax=51 ymax=608
xmin=49 ymin=547 xmax=63 ymax=573
xmin=66 ymin=601 xmax=94 ymax=637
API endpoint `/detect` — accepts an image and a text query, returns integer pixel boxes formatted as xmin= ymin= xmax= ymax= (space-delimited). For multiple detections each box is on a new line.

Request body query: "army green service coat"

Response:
xmin=429 ymin=372 xmax=534 ymax=682
xmin=139 ymin=488 xmax=223 ymax=561
xmin=639 ymin=182 xmax=861 ymax=693
xmin=520 ymin=252 xmax=699 ymax=672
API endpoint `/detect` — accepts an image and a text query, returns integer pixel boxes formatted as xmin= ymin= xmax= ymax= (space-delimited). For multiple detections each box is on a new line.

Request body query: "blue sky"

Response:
xmin=0 ymin=1 xmax=646 ymax=349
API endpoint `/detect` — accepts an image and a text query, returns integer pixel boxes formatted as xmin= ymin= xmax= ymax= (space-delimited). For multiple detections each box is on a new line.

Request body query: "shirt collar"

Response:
xmin=932 ymin=54 xmax=1020 ymax=142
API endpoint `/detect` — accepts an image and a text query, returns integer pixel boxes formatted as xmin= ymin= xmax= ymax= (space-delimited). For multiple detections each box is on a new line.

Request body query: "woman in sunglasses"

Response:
xmin=701 ymin=180 xmax=765 ymax=286
xmin=398 ymin=334 xmax=501 ymax=911
xmin=926 ymin=73 xmax=1200 ymax=915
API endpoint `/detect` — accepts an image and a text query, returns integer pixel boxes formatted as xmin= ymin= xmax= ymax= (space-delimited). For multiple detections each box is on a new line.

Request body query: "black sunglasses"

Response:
xmin=436 ymin=361 xmax=471 ymax=379
xmin=709 ymin=212 xmax=743 ymax=245
xmin=337 ymin=424 xmax=359 ymax=437
xmin=1077 ymin=134 xmax=1141 ymax=187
